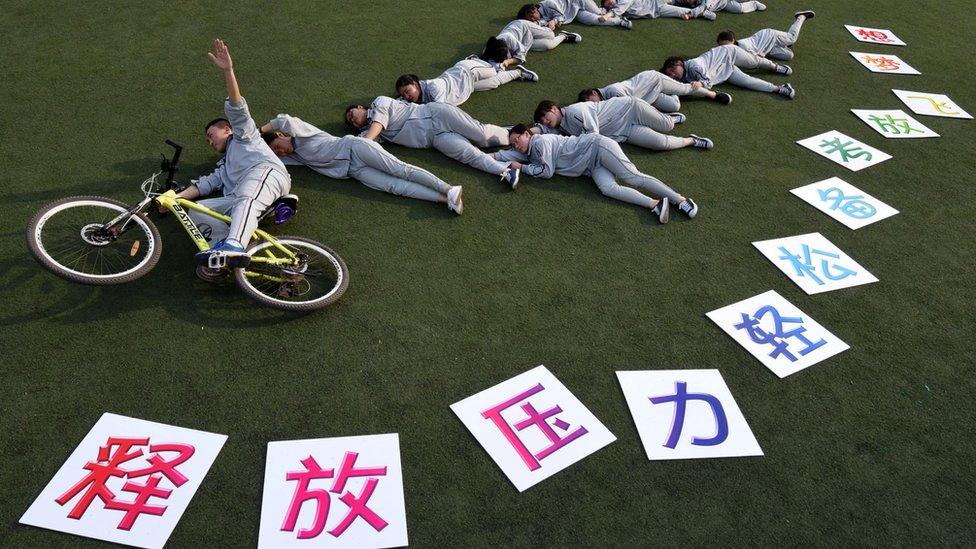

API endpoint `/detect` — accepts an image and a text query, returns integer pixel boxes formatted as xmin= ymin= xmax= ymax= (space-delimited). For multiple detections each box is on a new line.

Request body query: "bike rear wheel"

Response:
xmin=234 ymin=236 xmax=348 ymax=312
xmin=27 ymin=196 xmax=162 ymax=285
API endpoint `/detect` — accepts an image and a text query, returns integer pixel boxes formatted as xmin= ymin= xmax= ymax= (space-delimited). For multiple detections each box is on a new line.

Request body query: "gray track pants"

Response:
xmin=531 ymin=33 xmax=568 ymax=51
xmin=618 ymin=101 xmax=686 ymax=151
xmin=471 ymin=68 xmax=522 ymax=91
xmin=576 ymin=11 xmax=622 ymax=25
xmin=591 ymin=140 xmax=682 ymax=206
xmin=726 ymin=47 xmax=778 ymax=92
xmin=722 ymin=0 xmax=763 ymax=13
xmin=348 ymin=139 xmax=451 ymax=203
xmin=767 ymin=17 xmax=805 ymax=60
xmin=430 ymin=103 xmax=510 ymax=174
xmin=651 ymin=77 xmax=711 ymax=113
xmin=190 ymin=166 xmax=290 ymax=244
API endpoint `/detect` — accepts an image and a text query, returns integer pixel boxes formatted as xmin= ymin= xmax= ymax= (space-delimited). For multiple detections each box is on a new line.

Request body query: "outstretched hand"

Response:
xmin=208 ymin=39 xmax=233 ymax=71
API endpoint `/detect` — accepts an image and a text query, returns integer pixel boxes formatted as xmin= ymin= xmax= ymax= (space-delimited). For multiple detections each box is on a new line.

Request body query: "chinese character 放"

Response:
xmin=868 ymin=114 xmax=924 ymax=135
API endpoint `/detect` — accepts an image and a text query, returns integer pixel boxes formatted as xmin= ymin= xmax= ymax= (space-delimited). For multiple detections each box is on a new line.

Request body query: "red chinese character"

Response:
xmin=856 ymin=28 xmax=893 ymax=42
xmin=55 ymin=437 xmax=195 ymax=530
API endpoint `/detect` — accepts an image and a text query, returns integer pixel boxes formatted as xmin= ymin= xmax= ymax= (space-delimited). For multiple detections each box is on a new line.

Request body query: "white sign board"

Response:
xmin=892 ymin=89 xmax=972 ymax=119
xmin=791 ymin=177 xmax=898 ymax=230
xmin=20 ymin=413 xmax=227 ymax=549
xmin=844 ymin=25 xmax=906 ymax=46
xmin=616 ymin=370 xmax=763 ymax=461
xmin=797 ymin=130 xmax=891 ymax=171
xmin=451 ymin=365 xmax=616 ymax=492
xmin=851 ymin=109 xmax=938 ymax=138
xmin=850 ymin=51 xmax=920 ymax=74
xmin=707 ymin=290 xmax=849 ymax=378
xmin=258 ymin=433 xmax=408 ymax=549
xmin=752 ymin=232 xmax=878 ymax=294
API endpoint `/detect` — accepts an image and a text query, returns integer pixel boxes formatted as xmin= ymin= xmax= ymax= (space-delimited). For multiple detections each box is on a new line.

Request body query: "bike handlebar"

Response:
xmin=162 ymin=139 xmax=183 ymax=189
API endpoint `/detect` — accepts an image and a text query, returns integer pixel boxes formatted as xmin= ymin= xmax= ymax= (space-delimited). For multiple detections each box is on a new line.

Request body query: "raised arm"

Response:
xmin=208 ymin=39 xmax=241 ymax=103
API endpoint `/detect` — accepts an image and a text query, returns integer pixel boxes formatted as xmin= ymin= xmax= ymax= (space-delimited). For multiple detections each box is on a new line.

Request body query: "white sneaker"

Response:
xmin=794 ymin=10 xmax=815 ymax=19
xmin=516 ymin=64 xmax=539 ymax=82
xmin=447 ymin=186 xmax=464 ymax=215
xmin=652 ymin=199 xmax=670 ymax=224
xmin=560 ymin=31 xmax=582 ymax=43
xmin=776 ymin=64 xmax=793 ymax=75
xmin=669 ymin=112 xmax=687 ymax=125
xmin=756 ymin=2 xmax=767 ymax=10
xmin=701 ymin=9 xmax=717 ymax=20
xmin=620 ymin=17 xmax=633 ymax=29
xmin=778 ymin=83 xmax=796 ymax=99
xmin=689 ymin=134 xmax=713 ymax=150
xmin=678 ymin=198 xmax=698 ymax=218
xmin=501 ymin=167 xmax=520 ymax=190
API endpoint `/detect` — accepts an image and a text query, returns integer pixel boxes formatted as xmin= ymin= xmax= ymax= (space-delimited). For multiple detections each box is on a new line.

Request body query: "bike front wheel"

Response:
xmin=27 ymin=196 xmax=162 ymax=285
xmin=235 ymin=236 xmax=349 ymax=312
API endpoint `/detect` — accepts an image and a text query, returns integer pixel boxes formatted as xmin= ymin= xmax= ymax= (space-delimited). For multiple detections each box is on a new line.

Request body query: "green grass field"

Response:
xmin=2 ymin=0 xmax=975 ymax=546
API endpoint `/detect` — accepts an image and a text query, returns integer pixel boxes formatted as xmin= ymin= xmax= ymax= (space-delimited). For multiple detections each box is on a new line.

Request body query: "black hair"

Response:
xmin=395 ymin=74 xmax=421 ymax=95
xmin=717 ymin=30 xmax=736 ymax=44
xmin=660 ymin=56 xmax=685 ymax=73
xmin=577 ymin=88 xmax=603 ymax=103
xmin=481 ymin=36 xmax=511 ymax=63
xmin=204 ymin=118 xmax=230 ymax=133
xmin=533 ymin=100 xmax=559 ymax=123
xmin=344 ymin=104 xmax=365 ymax=128
xmin=517 ymin=3 xmax=540 ymax=20
xmin=261 ymin=132 xmax=277 ymax=144
xmin=509 ymin=123 xmax=532 ymax=137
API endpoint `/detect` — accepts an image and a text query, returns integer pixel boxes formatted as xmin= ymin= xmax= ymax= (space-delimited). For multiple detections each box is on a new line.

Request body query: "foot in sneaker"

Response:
xmin=689 ymin=134 xmax=713 ymax=150
xmin=669 ymin=112 xmax=687 ymax=125
xmin=516 ymin=64 xmax=539 ymax=82
xmin=560 ymin=31 xmax=582 ymax=43
xmin=776 ymin=64 xmax=793 ymax=75
xmin=195 ymin=238 xmax=249 ymax=269
xmin=778 ymin=83 xmax=796 ymax=99
xmin=447 ymin=186 xmax=464 ymax=215
xmin=677 ymin=198 xmax=698 ymax=218
xmin=620 ymin=17 xmax=633 ymax=29
xmin=755 ymin=2 xmax=766 ymax=10
xmin=794 ymin=10 xmax=815 ymax=19
xmin=701 ymin=10 xmax=717 ymax=20
xmin=652 ymin=199 xmax=670 ymax=224
xmin=501 ymin=167 xmax=520 ymax=190
xmin=714 ymin=92 xmax=732 ymax=105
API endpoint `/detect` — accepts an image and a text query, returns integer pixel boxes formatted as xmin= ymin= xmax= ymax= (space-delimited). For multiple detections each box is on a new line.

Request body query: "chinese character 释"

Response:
xmin=481 ymin=383 xmax=588 ymax=471
xmin=55 ymin=437 xmax=195 ymax=531
xmin=282 ymin=452 xmax=389 ymax=539
xmin=649 ymin=381 xmax=728 ymax=449
xmin=734 ymin=305 xmax=827 ymax=362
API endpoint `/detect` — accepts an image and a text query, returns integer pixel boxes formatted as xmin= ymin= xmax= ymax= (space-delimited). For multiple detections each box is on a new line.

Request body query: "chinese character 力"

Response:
xmin=649 ymin=381 xmax=728 ymax=448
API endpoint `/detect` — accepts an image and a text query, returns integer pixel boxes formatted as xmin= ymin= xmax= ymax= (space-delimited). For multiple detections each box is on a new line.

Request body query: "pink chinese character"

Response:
xmin=481 ymin=383 xmax=588 ymax=471
xmin=55 ymin=437 xmax=195 ymax=530
xmin=856 ymin=28 xmax=893 ymax=42
xmin=282 ymin=452 xmax=389 ymax=540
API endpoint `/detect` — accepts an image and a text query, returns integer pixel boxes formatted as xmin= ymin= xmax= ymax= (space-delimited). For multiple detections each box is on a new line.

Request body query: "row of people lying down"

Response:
xmin=185 ymin=12 xmax=812 ymax=268
xmin=394 ymin=10 xmax=813 ymax=107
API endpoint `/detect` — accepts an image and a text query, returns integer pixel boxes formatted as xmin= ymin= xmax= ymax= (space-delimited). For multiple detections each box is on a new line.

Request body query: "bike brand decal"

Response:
xmin=171 ymin=204 xmax=207 ymax=242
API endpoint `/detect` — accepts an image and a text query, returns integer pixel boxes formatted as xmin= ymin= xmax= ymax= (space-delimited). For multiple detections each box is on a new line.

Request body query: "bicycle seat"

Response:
xmin=260 ymin=194 xmax=299 ymax=226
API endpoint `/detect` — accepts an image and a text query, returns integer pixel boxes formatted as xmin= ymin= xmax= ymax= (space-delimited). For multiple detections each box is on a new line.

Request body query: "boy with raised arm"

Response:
xmin=174 ymin=39 xmax=291 ymax=268
xmin=261 ymin=114 xmax=464 ymax=214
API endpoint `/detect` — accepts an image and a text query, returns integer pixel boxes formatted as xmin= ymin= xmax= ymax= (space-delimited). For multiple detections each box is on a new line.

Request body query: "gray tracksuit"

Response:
xmin=493 ymin=133 xmax=683 ymax=206
xmin=599 ymin=69 xmax=710 ymax=112
xmin=684 ymin=44 xmax=778 ymax=92
xmin=691 ymin=0 xmax=763 ymax=14
xmin=539 ymin=97 xmax=685 ymax=151
xmin=365 ymin=96 xmax=510 ymax=175
xmin=417 ymin=59 xmax=521 ymax=106
xmin=496 ymin=19 xmax=566 ymax=61
xmin=269 ymin=114 xmax=451 ymax=203
xmin=192 ymin=97 xmax=290 ymax=244
xmin=737 ymin=17 xmax=806 ymax=60
xmin=613 ymin=0 xmax=694 ymax=19
xmin=540 ymin=0 xmax=622 ymax=26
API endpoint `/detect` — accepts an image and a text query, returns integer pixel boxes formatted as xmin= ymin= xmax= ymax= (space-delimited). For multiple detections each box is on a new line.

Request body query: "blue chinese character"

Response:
xmin=734 ymin=305 xmax=827 ymax=362
xmin=778 ymin=244 xmax=857 ymax=286
xmin=817 ymin=187 xmax=877 ymax=219
xmin=649 ymin=381 xmax=728 ymax=449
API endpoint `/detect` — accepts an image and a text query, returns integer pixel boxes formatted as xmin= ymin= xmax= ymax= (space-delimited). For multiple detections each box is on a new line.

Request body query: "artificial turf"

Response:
xmin=1 ymin=0 xmax=974 ymax=546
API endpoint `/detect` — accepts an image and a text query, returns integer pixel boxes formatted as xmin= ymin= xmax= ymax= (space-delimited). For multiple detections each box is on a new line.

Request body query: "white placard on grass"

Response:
xmin=258 ymin=433 xmax=408 ymax=549
xmin=850 ymin=51 xmax=920 ymax=74
xmin=20 ymin=413 xmax=227 ymax=549
xmin=707 ymin=290 xmax=849 ymax=378
xmin=851 ymin=109 xmax=938 ymax=138
xmin=797 ymin=130 xmax=891 ymax=171
xmin=616 ymin=370 xmax=762 ymax=461
xmin=752 ymin=232 xmax=878 ymax=294
xmin=844 ymin=25 xmax=906 ymax=46
xmin=451 ymin=365 xmax=616 ymax=492
xmin=791 ymin=177 xmax=898 ymax=230
xmin=892 ymin=89 xmax=972 ymax=119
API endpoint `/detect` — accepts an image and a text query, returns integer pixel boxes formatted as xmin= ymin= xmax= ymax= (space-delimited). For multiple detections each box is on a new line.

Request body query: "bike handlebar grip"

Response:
xmin=165 ymin=139 xmax=183 ymax=150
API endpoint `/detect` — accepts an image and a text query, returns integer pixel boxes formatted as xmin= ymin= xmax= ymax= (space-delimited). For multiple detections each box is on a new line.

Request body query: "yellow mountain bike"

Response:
xmin=26 ymin=140 xmax=348 ymax=312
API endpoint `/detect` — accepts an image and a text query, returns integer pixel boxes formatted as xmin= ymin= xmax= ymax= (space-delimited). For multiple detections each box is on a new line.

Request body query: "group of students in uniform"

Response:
xmin=186 ymin=6 xmax=815 ymax=272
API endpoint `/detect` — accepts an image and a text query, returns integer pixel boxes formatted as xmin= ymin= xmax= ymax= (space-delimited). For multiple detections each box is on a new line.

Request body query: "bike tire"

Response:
xmin=234 ymin=236 xmax=349 ymax=312
xmin=26 ymin=196 xmax=162 ymax=285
